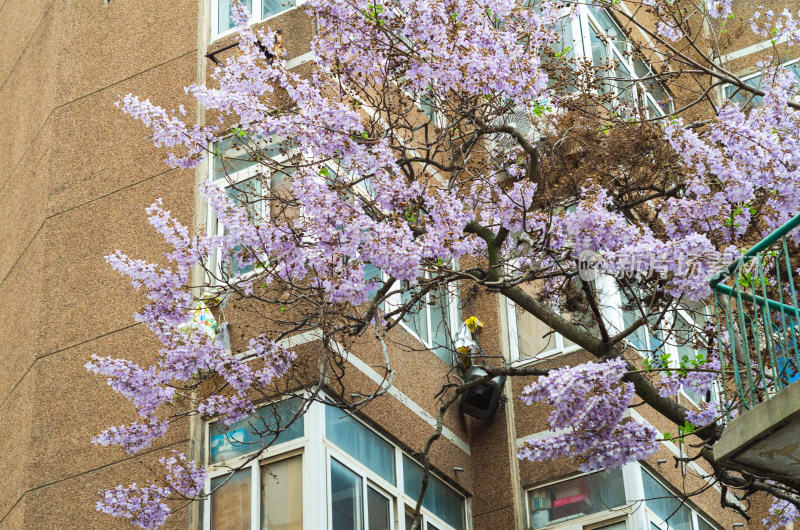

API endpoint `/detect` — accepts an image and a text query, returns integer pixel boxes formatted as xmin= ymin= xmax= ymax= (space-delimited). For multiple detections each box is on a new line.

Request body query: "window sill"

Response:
xmin=210 ymin=6 xmax=303 ymax=45
xmin=510 ymin=344 xmax=583 ymax=368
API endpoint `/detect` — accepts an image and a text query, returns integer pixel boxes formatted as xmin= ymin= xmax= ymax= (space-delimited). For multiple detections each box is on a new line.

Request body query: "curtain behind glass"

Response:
xmin=212 ymin=470 xmax=252 ymax=530
xmin=261 ymin=455 xmax=302 ymax=530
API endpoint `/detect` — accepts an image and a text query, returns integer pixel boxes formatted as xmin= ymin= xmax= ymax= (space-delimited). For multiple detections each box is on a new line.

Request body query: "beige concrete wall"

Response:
xmin=0 ymin=0 xmax=198 ymax=527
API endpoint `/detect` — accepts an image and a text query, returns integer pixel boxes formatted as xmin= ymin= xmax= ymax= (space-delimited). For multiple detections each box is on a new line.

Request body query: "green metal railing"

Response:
xmin=711 ymin=213 xmax=800 ymax=412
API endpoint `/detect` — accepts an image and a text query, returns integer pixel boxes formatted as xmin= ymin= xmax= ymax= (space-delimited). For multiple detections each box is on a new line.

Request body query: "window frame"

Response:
xmin=211 ymin=0 xmax=305 ymax=42
xmin=611 ymin=286 xmax=719 ymax=408
xmin=723 ymin=57 xmax=800 ymax=106
xmin=523 ymin=467 xmax=633 ymax=530
xmin=389 ymin=273 xmax=461 ymax=366
xmin=523 ymin=462 xmax=722 ymax=530
xmin=503 ymin=288 xmax=583 ymax=367
xmin=570 ymin=6 xmax=671 ymax=117
xmin=203 ymin=396 xmax=469 ymax=530
xmin=639 ymin=467 xmax=722 ymax=530
xmin=206 ymin=136 xmax=296 ymax=286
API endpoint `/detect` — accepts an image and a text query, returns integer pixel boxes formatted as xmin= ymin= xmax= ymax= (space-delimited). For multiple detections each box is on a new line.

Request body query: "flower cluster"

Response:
xmin=518 ymin=359 xmax=659 ymax=472
xmin=763 ymin=497 xmax=800 ymax=530
xmin=96 ymin=452 xmax=206 ymax=529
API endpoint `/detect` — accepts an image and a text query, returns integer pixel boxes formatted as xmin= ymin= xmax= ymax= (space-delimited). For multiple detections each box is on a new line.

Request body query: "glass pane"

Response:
xmin=429 ymin=286 xmax=456 ymax=365
xmin=673 ymin=314 xmax=705 ymax=404
xmin=402 ymin=456 xmax=465 ymax=530
xmin=367 ymin=487 xmax=391 ymax=530
xmin=420 ymin=91 xmax=438 ymax=126
xmin=697 ymin=516 xmax=716 ymax=530
xmin=262 ymin=0 xmax=296 ymax=19
xmin=226 ymin=177 xmax=264 ymax=223
xmin=552 ymin=17 xmax=575 ymax=58
xmin=650 ymin=523 xmax=662 ymax=530
xmin=405 ymin=510 xmax=416 ymax=530
xmin=589 ymin=8 xmax=624 ymax=54
xmin=515 ymin=283 xmax=557 ymax=359
xmin=210 ymin=398 xmax=305 ymax=464
xmin=331 ymin=459 xmax=363 ymax=530
xmin=212 ymin=470 xmax=252 ymax=530
xmin=325 ymin=404 xmax=395 ymax=484
xmin=427 ymin=523 xmax=442 ymax=530
xmin=225 ymin=176 xmax=264 ymax=276
xmin=213 ymin=136 xmax=285 ymax=179
xmin=615 ymin=60 xmax=634 ymax=105
xmin=219 ymin=0 xmax=253 ymax=33
xmin=261 ymin=455 xmax=303 ymax=530
xmin=640 ymin=469 xmax=694 ymax=530
xmin=402 ymin=286 xmax=429 ymax=344
xmin=364 ymin=263 xmax=383 ymax=298
xmin=527 ymin=469 xmax=626 ymax=528
xmin=589 ymin=24 xmax=611 ymax=93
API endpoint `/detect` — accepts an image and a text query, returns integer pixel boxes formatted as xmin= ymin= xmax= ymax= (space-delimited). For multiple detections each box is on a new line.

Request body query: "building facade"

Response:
xmin=0 ymin=1 xmax=796 ymax=529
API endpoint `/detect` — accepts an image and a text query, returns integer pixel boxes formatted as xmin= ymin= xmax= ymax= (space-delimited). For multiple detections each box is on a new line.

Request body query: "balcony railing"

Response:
xmin=711 ymin=213 xmax=800 ymax=415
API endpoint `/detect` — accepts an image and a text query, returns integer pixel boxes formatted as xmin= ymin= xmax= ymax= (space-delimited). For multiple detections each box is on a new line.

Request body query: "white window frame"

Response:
xmin=523 ymin=465 xmax=635 ymax=530
xmin=722 ymin=57 xmax=800 ymax=105
xmin=206 ymin=136 xmax=297 ymax=286
xmin=639 ymin=467 xmax=722 ymax=530
xmin=504 ymin=294 xmax=583 ymax=366
xmin=211 ymin=0 xmax=306 ymax=41
xmin=523 ymin=462 xmax=722 ymax=530
xmin=664 ymin=305 xmax=720 ymax=408
xmin=604 ymin=282 xmax=720 ymax=408
xmin=203 ymin=396 xmax=469 ymax=530
xmin=389 ymin=273 xmax=461 ymax=364
xmin=569 ymin=6 xmax=670 ymax=117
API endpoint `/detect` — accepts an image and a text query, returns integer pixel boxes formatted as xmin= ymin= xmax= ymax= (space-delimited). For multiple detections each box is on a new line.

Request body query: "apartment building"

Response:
xmin=0 ymin=1 xmax=794 ymax=529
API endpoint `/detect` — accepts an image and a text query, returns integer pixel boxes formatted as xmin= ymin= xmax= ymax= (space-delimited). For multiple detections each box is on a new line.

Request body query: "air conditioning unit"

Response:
xmin=489 ymin=107 xmax=538 ymax=154
xmin=460 ymin=366 xmax=506 ymax=419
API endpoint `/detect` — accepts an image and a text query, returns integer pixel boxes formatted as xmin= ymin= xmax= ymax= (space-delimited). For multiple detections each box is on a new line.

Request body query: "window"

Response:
xmin=505 ymin=283 xmax=582 ymax=365
xmin=618 ymin=293 xmax=717 ymax=406
xmin=214 ymin=0 xmax=300 ymax=39
xmin=204 ymin=396 xmax=468 ymax=530
xmin=524 ymin=464 xmax=722 ymax=530
xmin=526 ymin=469 xmax=627 ymax=529
xmin=207 ymin=397 xmax=306 ymax=529
xmin=397 ymin=278 xmax=460 ymax=365
xmin=723 ymin=58 xmax=800 ymax=107
xmin=419 ymin=89 xmax=442 ymax=127
xmin=207 ymin=135 xmax=294 ymax=283
xmin=558 ymin=6 xmax=672 ymax=116
xmin=619 ymin=289 xmax=665 ymax=359
xmin=640 ymin=469 xmax=719 ymax=530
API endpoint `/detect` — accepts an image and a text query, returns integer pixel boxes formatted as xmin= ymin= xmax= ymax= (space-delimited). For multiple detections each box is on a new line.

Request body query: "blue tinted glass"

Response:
xmin=402 ymin=287 xmax=429 ymax=344
xmin=263 ymin=0 xmax=296 ymax=19
xmin=364 ymin=263 xmax=382 ymax=298
xmin=641 ymin=469 xmax=694 ymax=530
xmin=213 ymin=136 xmax=285 ymax=179
xmin=429 ymin=287 xmax=456 ymax=365
xmin=219 ymin=0 xmax=253 ymax=34
xmin=402 ymin=456 xmax=465 ymax=530
xmin=325 ymin=405 xmax=395 ymax=484
xmin=223 ymin=177 xmax=263 ymax=276
xmin=331 ymin=458 xmax=363 ymax=530
xmin=209 ymin=398 xmax=304 ymax=464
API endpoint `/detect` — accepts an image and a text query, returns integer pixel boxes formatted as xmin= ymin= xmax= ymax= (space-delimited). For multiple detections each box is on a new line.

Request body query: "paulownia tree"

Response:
xmin=89 ymin=0 xmax=800 ymax=527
